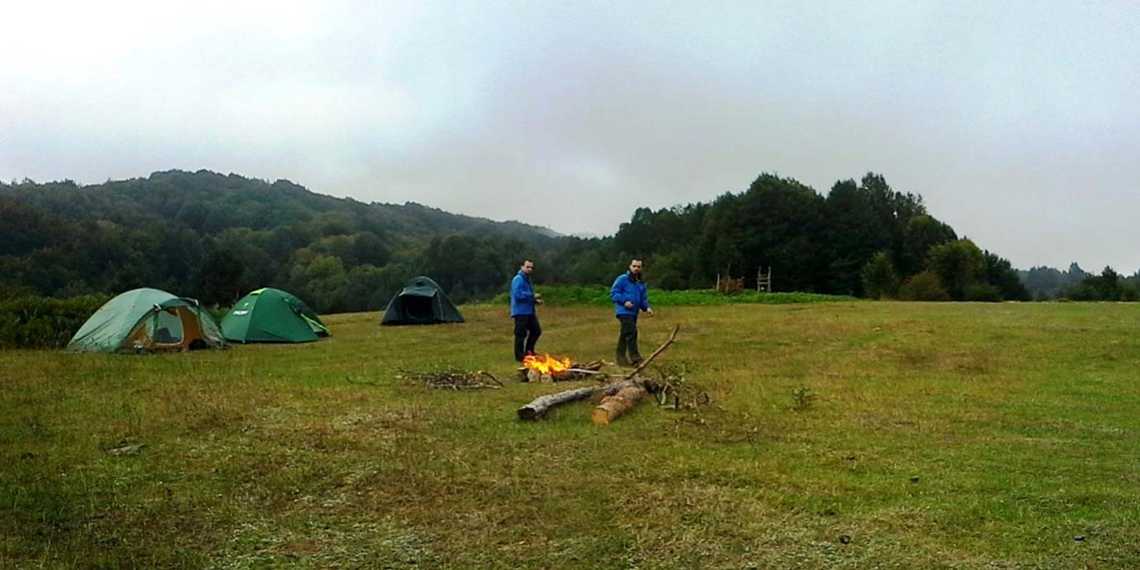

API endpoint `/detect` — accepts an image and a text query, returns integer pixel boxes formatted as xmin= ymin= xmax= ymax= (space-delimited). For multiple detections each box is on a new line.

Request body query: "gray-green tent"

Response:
xmin=221 ymin=288 xmax=329 ymax=343
xmin=380 ymin=276 xmax=464 ymax=325
xmin=67 ymin=288 xmax=225 ymax=353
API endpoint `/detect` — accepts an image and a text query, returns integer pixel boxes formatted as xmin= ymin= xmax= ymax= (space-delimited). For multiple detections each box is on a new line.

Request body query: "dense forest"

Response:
xmin=1 ymin=170 xmax=560 ymax=312
xmin=5 ymin=168 xmax=1128 ymax=313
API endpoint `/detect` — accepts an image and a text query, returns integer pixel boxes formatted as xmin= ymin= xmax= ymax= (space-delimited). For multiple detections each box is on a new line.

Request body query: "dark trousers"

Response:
xmin=616 ymin=316 xmax=641 ymax=365
xmin=513 ymin=314 xmax=541 ymax=361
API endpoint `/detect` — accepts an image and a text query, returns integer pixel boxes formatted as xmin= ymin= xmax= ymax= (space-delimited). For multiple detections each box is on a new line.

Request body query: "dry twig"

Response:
xmin=400 ymin=369 xmax=503 ymax=390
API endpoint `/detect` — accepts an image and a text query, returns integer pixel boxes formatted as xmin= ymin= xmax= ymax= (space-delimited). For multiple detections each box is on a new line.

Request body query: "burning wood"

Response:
xmin=519 ymin=355 xmax=606 ymax=383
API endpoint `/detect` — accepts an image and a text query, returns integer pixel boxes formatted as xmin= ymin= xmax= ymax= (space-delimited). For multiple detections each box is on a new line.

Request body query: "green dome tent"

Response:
xmin=221 ymin=288 xmax=330 ymax=343
xmin=67 ymin=288 xmax=225 ymax=353
xmin=381 ymin=276 xmax=464 ymax=325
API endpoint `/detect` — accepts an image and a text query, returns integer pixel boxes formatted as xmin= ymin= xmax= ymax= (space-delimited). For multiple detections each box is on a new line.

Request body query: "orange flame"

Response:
xmin=522 ymin=353 xmax=572 ymax=376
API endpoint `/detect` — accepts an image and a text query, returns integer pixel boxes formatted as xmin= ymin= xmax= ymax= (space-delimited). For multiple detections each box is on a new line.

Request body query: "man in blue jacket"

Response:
xmin=510 ymin=259 xmax=543 ymax=361
xmin=611 ymin=258 xmax=653 ymax=366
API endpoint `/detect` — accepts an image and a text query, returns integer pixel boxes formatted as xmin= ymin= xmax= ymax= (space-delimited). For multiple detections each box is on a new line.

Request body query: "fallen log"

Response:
xmin=517 ymin=385 xmax=600 ymax=420
xmin=517 ymin=379 xmax=643 ymax=420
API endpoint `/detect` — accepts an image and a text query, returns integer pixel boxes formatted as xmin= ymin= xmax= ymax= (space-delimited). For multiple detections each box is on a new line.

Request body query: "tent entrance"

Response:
xmin=402 ymin=295 xmax=436 ymax=322
xmin=125 ymin=307 xmax=214 ymax=352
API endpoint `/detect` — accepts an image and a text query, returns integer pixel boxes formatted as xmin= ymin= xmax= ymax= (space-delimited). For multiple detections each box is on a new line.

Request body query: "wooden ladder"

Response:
xmin=757 ymin=266 xmax=773 ymax=292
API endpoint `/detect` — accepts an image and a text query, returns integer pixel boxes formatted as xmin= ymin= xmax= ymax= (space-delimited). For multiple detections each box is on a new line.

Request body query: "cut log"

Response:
xmin=592 ymin=383 xmax=649 ymax=425
xmin=592 ymin=324 xmax=680 ymax=425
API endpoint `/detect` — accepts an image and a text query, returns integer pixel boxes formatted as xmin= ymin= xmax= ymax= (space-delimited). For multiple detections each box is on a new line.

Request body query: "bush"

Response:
xmin=861 ymin=251 xmax=899 ymax=299
xmin=1122 ymin=286 xmax=1139 ymax=302
xmin=927 ymin=239 xmax=984 ymax=300
xmin=964 ymin=283 xmax=1002 ymax=302
xmin=898 ymin=271 xmax=951 ymax=301
xmin=0 ymin=294 xmax=109 ymax=349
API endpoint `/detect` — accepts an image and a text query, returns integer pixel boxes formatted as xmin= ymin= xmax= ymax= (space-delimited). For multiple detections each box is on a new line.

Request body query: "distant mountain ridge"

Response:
xmin=2 ymin=169 xmax=560 ymax=244
xmin=0 ymin=169 xmax=565 ymax=309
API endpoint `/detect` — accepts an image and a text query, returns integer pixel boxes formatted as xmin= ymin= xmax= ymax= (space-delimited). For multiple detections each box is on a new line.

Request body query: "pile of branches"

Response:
xmin=400 ymin=368 xmax=503 ymax=390
xmin=651 ymin=364 xmax=711 ymax=411
xmin=572 ymin=360 xmax=606 ymax=371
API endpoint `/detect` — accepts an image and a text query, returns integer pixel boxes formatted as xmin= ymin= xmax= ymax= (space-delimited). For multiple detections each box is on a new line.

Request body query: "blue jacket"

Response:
xmin=611 ymin=272 xmax=650 ymax=318
xmin=510 ymin=271 xmax=536 ymax=317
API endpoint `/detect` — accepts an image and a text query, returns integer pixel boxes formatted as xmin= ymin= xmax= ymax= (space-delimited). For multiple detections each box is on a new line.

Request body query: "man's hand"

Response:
xmin=646 ymin=307 xmax=654 ymax=316
xmin=535 ymin=293 xmax=544 ymax=305
xmin=624 ymin=301 xmax=634 ymax=309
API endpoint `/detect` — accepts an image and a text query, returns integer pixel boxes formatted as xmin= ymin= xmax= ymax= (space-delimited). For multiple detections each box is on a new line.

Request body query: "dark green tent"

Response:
xmin=381 ymin=276 xmax=464 ymax=325
xmin=67 ymin=288 xmax=225 ymax=353
xmin=221 ymin=288 xmax=330 ymax=343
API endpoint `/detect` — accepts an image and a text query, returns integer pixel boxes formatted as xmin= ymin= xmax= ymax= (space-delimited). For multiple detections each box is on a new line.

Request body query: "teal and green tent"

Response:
xmin=67 ymin=288 xmax=225 ymax=353
xmin=381 ymin=276 xmax=464 ymax=325
xmin=220 ymin=288 xmax=330 ymax=343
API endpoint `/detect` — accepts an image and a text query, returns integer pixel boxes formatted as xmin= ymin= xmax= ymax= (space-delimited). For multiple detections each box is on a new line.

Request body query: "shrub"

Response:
xmin=927 ymin=239 xmax=985 ymax=300
xmin=861 ymin=251 xmax=899 ymax=299
xmin=964 ymin=283 xmax=1002 ymax=302
xmin=0 ymin=294 xmax=109 ymax=349
xmin=1122 ymin=285 xmax=1139 ymax=302
xmin=898 ymin=271 xmax=951 ymax=301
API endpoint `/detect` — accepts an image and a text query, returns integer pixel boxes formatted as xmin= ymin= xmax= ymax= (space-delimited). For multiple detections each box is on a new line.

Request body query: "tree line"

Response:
xmin=584 ymin=173 xmax=1029 ymax=302
xmin=1019 ymin=264 xmax=1140 ymax=301
xmin=0 ymin=168 xmax=1084 ymax=312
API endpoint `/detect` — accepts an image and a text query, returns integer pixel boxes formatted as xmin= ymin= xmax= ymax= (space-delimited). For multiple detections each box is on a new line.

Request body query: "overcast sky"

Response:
xmin=2 ymin=1 xmax=1137 ymax=271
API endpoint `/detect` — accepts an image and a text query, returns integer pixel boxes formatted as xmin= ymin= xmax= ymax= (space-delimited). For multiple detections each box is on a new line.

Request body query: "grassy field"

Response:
xmin=3 ymin=301 xmax=1140 ymax=568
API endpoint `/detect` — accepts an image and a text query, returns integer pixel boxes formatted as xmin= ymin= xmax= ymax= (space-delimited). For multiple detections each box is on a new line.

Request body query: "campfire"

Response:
xmin=520 ymin=354 xmax=604 ymax=383
xmin=517 ymin=325 xmax=682 ymax=424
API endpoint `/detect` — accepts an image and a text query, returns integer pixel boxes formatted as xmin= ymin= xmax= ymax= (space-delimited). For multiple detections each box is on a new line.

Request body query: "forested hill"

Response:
xmin=2 ymin=169 xmax=559 ymax=244
xmin=2 ymin=169 xmax=1032 ymax=313
xmin=0 ymin=170 xmax=561 ymax=310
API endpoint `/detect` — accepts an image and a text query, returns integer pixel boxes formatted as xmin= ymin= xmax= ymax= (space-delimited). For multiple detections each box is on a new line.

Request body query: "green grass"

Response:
xmin=487 ymin=284 xmax=853 ymax=307
xmin=3 ymin=302 xmax=1140 ymax=568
